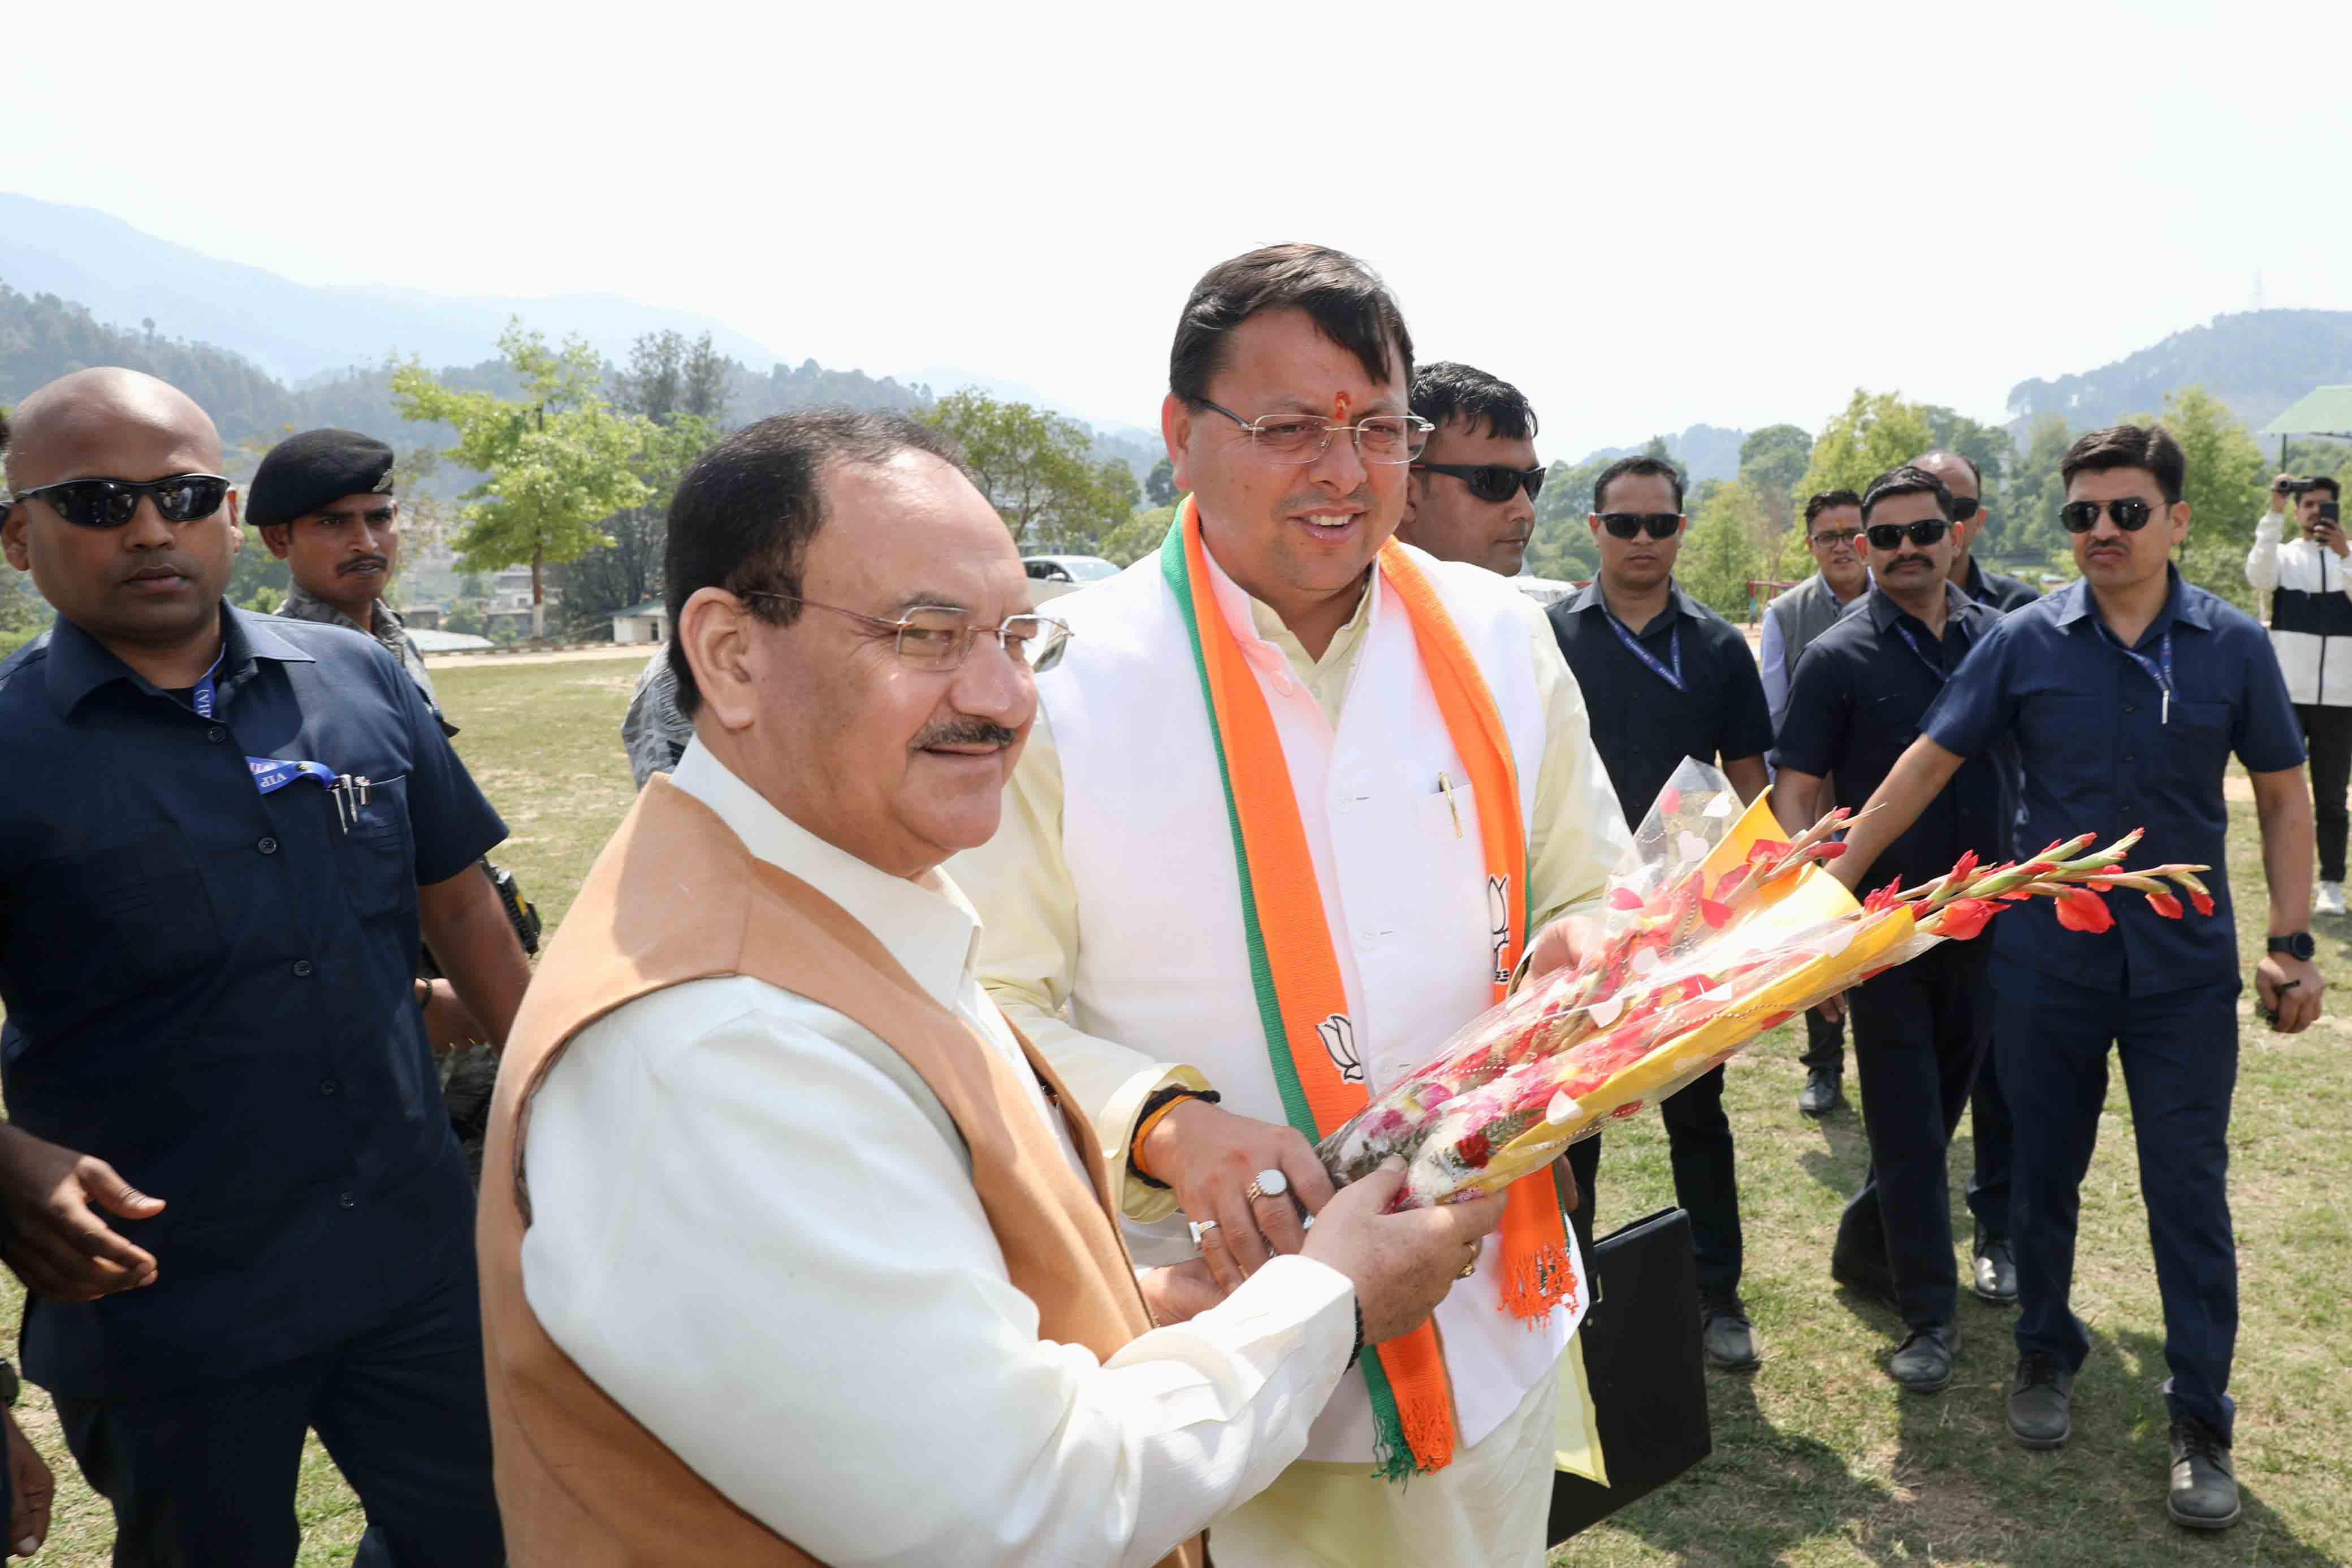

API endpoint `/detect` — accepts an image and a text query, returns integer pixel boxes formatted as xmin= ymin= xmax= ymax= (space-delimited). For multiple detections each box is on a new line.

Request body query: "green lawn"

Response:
xmin=7 ymin=649 xmax=2348 ymax=1564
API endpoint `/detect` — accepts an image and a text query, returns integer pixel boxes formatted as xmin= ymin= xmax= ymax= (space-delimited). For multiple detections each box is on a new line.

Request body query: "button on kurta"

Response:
xmin=292 ymin=960 xmax=314 ymax=977
xmin=257 ymin=837 xmax=279 ymax=855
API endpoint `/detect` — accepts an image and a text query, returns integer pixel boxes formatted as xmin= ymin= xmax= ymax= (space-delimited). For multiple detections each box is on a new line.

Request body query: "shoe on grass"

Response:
xmin=2007 ymin=1352 xmax=2073 ymax=1448
xmin=1888 ymin=1324 xmax=1960 ymax=1393
xmin=1700 ymin=1293 xmax=1761 ymax=1371
xmin=2316 ymin=880 xmax=2346 ymax=918
xmin=1797 ymin=1067 xmax=1843 ymax=1117
xmin=2167 ymin=1419 xmax=2241 ymax=1531
xmin=1971 ymin=1225 xmax=2018 ymax=1306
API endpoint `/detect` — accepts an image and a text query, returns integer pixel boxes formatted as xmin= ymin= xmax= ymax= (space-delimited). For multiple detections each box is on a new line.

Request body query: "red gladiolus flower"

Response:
xmin=2053 ymin=888 xmax=2116 ymax=933
xmin=1710 ymin=863 xmax=1753 ymax=901
xmin=1863 ymin=876 xmax=1904 ymax=914
xmin=2145 ymin=890 xmax=2185 ymax=920
xmin=1608 ymin=886 xmax=1645 ymax=911
xmin=2189 ymin=890 xmax=2215 ymax=917
xmin=1700 ymin=897 xmax=1732 ymax=928
xmin=2086 ymin=878 xmax=2115 ymax=892
xmin=1746 ymin=839 xmax=1792 ymax=873
xmin=1811 ymin=841 xmax=1847 ymax=860
xmin=1933 ymin=898 xmax=2000 ymax=941
xmin=1946 ymin=851 xmax=1979 ymax=887
xmin=1658 ymin=785 xmax=1682 ymax=816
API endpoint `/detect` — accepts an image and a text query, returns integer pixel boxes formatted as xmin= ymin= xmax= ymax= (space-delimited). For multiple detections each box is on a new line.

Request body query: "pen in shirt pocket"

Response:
xmin=1438 ymin=771 xmax=1463 ymax=837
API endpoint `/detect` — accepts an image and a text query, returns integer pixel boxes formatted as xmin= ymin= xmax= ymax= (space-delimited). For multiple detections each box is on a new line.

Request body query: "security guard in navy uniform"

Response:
xmin=0 ymin=370 xmax=526 ymax=1564
xmin=248 ymin=427 xmax=541 ymax=1179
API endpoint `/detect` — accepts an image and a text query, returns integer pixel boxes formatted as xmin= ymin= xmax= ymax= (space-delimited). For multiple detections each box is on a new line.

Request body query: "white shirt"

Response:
xmin=521 ymin=740 xmax=1357 ymax=1568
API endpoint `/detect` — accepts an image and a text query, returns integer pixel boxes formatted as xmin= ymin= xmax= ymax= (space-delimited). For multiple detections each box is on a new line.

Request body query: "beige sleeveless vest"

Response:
xmin=477 ymin=776 xmax=1205 ymax=1568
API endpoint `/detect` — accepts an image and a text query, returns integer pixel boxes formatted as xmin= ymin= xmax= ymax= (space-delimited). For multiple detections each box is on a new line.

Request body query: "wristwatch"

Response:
xmin=2267 ymin=932 xmax=2316 ymax=962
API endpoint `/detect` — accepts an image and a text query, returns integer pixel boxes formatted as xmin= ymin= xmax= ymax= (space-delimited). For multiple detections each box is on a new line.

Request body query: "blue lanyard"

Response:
xmin=182 ymin=656 xmax=340 ymax=795
xmin=1603 ymin=606 xmax=1684 ymax=693
xmin=1891 ymin=620 xmax=1951 ymax=685
xmin=2097 ymin=623 xmax=2175 ymax=724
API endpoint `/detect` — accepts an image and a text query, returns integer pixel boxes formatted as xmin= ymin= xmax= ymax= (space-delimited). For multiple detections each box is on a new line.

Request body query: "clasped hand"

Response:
xmin=0 ymin=1125 xmax=166 ymax=1302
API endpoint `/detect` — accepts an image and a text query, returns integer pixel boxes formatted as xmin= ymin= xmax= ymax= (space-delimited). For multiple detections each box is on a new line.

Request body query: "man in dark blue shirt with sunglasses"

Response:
xmin=1771 ymin=465 xmax=2013 ymax=1395
xmin=1549 ymin=454 xmax=1776 ymax=1374
xmin=1398 ymin=361 xmax=1546 ymax=577
xmin=0 ymin=369 xmax=528 ymax=1565
xmin=1830 ymin=423 xmax=2318 ymax=1533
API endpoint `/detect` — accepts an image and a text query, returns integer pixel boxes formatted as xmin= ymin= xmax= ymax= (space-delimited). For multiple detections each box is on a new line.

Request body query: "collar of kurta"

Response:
xmin=2052 ymin=564 xmax=2209 ymax=636
xmin=670 ymin=740 xmax=982 ymax=1012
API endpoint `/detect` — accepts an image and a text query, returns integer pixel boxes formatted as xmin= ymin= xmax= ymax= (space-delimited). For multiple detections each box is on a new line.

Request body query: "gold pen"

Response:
xmin=1439 ymin=771 xmax=1463 ymax=838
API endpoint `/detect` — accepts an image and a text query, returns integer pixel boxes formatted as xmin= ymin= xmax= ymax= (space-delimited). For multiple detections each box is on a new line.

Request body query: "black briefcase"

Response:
xmin=1548 ymin=1206 xmax=1713 ymax=1544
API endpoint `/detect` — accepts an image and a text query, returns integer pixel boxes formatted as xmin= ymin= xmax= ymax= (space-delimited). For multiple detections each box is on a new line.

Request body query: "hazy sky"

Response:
xmin=12 ymin=0 xmax=2347 ymax=454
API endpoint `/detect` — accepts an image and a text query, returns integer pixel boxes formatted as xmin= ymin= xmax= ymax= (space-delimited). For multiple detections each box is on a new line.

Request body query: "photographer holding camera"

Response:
xmin=2247 ymin=471 xmax=2351 ymax=915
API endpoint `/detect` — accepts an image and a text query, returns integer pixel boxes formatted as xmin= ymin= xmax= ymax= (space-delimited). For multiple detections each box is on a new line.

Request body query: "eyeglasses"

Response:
xmin=1809 ymin=527 xmax=1864 ymax=548
xmin=1196 ymin=400 xmax=1433 ymax=465
xmin=1865 ymin=519 xmax=1949 ymax=551
xmin=9 ymin=474 xmax=230 ymax=530
xmin=1950 ymin=496 xmax=1982 ymax=524
xmin=742 ymin=592 xmax=1071 ymax=672
xmin=1598 ymin=512 xmax=1683 ymax=541
xmin=1411 ymin=463 xmax=1545 ymax=504
xmin=2060 ymin=498 xmax=2161 ymax=534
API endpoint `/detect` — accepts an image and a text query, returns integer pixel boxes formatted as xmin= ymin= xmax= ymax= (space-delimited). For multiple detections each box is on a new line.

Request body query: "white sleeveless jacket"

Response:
xmin=1042 ymin=536 xmax=1583 ymax=1461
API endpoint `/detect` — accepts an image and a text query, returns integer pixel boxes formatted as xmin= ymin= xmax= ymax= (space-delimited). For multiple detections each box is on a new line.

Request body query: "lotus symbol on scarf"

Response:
xmin=1317 ymin=1013 xmax=1363 ymax=1084
xmin=1486 ymin=874 xmax=1512 ymax=983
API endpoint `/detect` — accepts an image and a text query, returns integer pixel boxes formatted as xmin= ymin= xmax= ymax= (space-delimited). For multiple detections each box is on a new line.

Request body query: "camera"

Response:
xmin=2279 ymin=477 xmax=2311 ymax=495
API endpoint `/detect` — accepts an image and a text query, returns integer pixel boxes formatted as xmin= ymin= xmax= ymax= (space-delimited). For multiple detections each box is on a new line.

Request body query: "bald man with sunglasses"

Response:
xmin=1398 ymin=362 xmax=1545 ymax=576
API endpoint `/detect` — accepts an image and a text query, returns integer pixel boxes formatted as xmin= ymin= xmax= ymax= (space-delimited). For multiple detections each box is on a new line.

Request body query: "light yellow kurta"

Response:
xmin=954 ymin=572 xmax=1633 ymax=1568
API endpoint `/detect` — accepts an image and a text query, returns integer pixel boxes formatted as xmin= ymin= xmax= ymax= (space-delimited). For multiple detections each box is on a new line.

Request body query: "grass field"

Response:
xmin=6 ymin=647 xmax=2348 ymax=1565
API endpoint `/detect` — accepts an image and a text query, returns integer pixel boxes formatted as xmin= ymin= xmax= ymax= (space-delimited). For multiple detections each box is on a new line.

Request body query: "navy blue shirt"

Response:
xmin=1549 ymin=582 xmax=1776 ymax=829
xmin=1924 ymin=569 xmax=2303 ymax=997
xmin=0 ymin=606 xmax=504 ymax=1396
xmin=1771 ymin=583 xmax=2016 ymax=892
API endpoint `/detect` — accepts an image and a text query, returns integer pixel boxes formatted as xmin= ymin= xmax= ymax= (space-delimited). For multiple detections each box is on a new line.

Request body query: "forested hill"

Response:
xmin=0 ymin=283 xmax=931 ymax=462
xmin=2005 ymin=309 xmax=2352 ymax=438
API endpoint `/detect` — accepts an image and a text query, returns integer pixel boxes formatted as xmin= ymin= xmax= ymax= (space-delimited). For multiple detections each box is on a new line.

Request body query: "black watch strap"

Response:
xmin=2268 ymin=932 xmax=2316 ymax=961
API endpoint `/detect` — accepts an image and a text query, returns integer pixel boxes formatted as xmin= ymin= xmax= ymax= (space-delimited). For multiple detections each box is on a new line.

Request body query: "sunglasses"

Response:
xmin=2060 ymin=498 xmax=2161 ymax=534
xmin=1598 ymin=512 xmax=1682 ymax=541
xmin=1865 ymin=518 xmax=1950 ymax=551
xmin=11 ymin=474 xmax=231 ymax=530
xmin=1413 ymin=462 xmax=1545 ymax=504
xmin=1950 ymin=496 xmax=1982 ymax=523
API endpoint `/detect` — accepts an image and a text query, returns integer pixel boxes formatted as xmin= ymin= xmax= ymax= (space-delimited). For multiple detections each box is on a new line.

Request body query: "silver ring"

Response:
xmin=1245 ymin=1168 xmax=1290 ymax=1203
xmin=1188 ymin=1218 xmax=1221 ymax=1248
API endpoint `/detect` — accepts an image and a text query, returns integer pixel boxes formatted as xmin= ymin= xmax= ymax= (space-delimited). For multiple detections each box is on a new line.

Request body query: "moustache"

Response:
xmin=339 ymin=555 xmax=390 ymax=575
xmin=911 ymin=718 xmax=1021 ymax=752
xmin=114 ymin=553 xmax=198 ymax=584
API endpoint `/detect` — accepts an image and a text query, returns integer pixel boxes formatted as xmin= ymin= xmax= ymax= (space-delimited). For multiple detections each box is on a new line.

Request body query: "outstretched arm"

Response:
xmin=1831 ymin=737 xmax=1966 ymax=893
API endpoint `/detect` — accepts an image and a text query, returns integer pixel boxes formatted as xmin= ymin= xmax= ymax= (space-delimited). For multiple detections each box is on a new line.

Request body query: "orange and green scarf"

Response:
xmin=1161 ymin=497 xmax=1576 ymax=1479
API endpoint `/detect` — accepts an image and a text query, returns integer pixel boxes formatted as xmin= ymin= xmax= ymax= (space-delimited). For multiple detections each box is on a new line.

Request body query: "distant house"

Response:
xmin=613 ymin=599 xmax=669 ymax=644
xmin=401 ymin=604 xmax=444 ymax=630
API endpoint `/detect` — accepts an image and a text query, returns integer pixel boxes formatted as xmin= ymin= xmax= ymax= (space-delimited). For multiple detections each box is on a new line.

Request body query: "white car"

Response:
xmin=1024 ymin=554 xmax=1121 ymax=605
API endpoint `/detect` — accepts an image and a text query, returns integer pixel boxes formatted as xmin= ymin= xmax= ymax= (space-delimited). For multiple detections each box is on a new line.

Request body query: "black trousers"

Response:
xmin=2295 ymin=702 xmax=2352 ymax=883
xmin=1562 ymin=1065 xmax=1743 ymax=1297
xmin=1995 ymin=965 xmax=2240 ymax=1443
xmin=52 ymin=1257 xmax=503 ymax=1568
xmin=1799 ymin=1005 xmax=1846 ymax=1074
xmin=1965 ymin=1035 xmax=2014 ymax=1246
xmin=1834 ymin=941 xmax=1992 ymax=1331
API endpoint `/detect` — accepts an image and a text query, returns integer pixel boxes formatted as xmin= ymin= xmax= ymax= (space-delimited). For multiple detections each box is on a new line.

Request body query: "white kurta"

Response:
xmin=519 ymin=741 xmax=1359 ymax=1568
xmin=956 ymin=536 xmax=1631 ymax=1567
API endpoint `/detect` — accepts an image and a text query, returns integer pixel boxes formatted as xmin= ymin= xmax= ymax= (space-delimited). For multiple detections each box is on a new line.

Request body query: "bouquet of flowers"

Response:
xmin=1317 ymin=759 xmax=2215 ymax=1211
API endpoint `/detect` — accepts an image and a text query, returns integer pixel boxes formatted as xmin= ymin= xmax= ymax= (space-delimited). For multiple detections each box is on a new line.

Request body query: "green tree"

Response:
xmin=392 ymin=322 xmax=654 ymax=639
xmin=2127 ymin=386 xmax=2268 ymax=613
xmin=1145 ymin=456 xmax=1178 ymax=508
xmin=1098 ymin=504 xmax=1177 ymax=567
xmin=924 ymin=388 xmax=1131 ymax=553
xmin=1797 ymin=389 xmax=1938 ymax=500
xmin=1739 ymin=424 xmax=1814 ymax=529
xmin=2005 ymin=415 xmax=2075 ymax=560
xmin=1677 ymin=478 xmax=1771 ymax=618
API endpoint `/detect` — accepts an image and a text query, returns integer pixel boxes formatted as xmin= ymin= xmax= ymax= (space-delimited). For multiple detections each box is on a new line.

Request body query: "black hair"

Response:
xmin=1802 ymin=489 xmax=1863 ymax=527
xmin=2060 ymin=423 xmax=2186 ymax=506
xmin=1914 ymin=448 xmax=1982 ymax=490
xmin=663 ymin=410 xmax=970 ymax=718
xmin=1860 ymin=464 xmax=1955 ymax=524
xmin=2306 ymin=475 xmax=2342 ymax=502
xmin=1169 ymin=244 xmax=1413 ymax=406
xmin=1410 ymin=361 xmax=1537 ymax=441
xmin=1592 ymin=454 xmax=1685 ymax=514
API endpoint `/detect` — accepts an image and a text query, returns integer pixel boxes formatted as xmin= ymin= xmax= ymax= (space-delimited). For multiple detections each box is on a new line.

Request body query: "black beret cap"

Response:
xmin=247 ymin=428 xmax=397 ymax=527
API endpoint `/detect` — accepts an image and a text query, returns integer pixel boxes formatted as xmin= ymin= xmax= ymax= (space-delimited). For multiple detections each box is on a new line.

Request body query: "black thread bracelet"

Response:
xmin=1128 ymin=1086 xmax=1221 ymax=1189
xmin=1346 ymin=1301 xmax=1365 ymax=1371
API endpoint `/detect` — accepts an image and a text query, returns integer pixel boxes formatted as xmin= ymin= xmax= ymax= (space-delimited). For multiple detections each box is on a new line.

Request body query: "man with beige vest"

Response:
xmin=957 ymin=244 xmax=1631 ymax=1566
xmin=476 ymin=409 xmax=1510 ymax=1566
